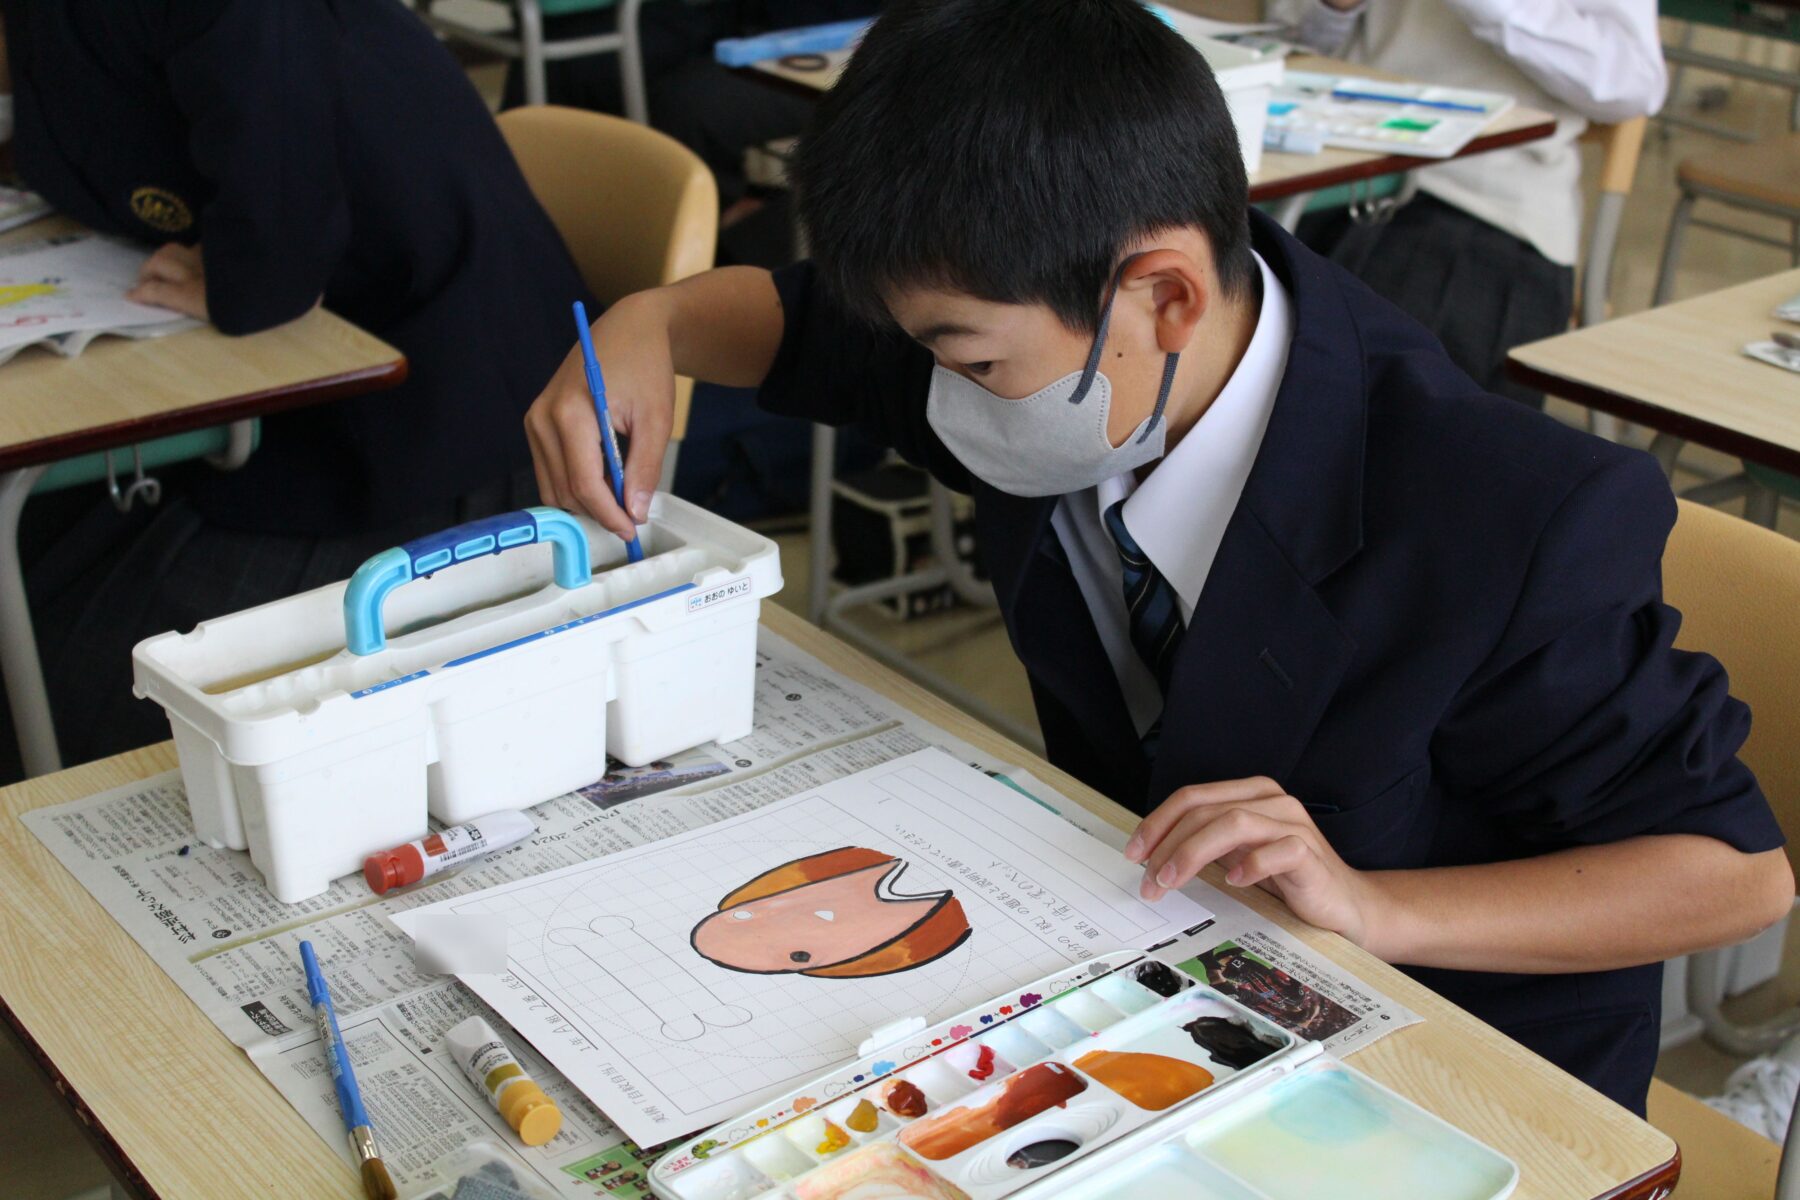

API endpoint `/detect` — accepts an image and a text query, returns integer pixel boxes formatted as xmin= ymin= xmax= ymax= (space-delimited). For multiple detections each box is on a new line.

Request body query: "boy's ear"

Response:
xmin=1121 ymin=248 xmax=1209 ymax=354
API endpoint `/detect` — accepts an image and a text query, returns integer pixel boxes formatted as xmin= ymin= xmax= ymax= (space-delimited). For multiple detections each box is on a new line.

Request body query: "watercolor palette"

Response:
xmin=648 ymin=949 xmax=1519 ymax=1194
xmin=650 ymin=949 xmax=1515 ymax=1200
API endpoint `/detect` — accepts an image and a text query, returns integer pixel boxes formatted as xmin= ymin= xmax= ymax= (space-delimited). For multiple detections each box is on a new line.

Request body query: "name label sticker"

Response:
xmin=686 ymin=578 xmax=753 ymax=614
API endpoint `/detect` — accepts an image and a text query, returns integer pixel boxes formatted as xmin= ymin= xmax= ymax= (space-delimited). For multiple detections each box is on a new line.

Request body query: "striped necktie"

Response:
xmin=1104 ymin=499 xmax=1186 ymax=755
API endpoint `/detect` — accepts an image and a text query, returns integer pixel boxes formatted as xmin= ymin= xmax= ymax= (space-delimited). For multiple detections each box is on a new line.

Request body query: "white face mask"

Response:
xmin=925 ymin=261 xmax=1179 ymax=498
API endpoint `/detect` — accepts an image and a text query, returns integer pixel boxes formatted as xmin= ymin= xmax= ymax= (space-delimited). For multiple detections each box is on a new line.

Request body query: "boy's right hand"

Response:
xmin=524 ymin=293 xmax=675 ymax=545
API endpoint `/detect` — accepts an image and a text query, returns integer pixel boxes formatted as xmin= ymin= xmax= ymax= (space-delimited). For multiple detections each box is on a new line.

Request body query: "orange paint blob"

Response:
xmin=1072 ymin=1050 xmax=1214 ymax=1111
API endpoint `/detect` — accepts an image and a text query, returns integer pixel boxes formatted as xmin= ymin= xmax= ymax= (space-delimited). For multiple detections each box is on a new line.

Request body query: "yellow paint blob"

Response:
xmin=846 ymin=1099 xmax=880 ymax=1133
xmin=816 ymin=1121 xmax=851 ymax=1155
xmin=0 ymin=284 xmax=56 ymax=307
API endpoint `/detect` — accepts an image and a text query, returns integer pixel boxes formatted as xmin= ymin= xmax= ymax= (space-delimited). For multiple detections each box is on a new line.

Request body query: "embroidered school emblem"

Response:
xmin=129 ymin=186 xmax=193 ymax=233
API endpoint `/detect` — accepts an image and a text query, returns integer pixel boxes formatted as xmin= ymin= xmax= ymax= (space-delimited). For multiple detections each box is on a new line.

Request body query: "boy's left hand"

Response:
xmin=1125 ymin=777 xmax=1383 ymax=950
xmin=127 ymin=242 xmax=209 ymax=321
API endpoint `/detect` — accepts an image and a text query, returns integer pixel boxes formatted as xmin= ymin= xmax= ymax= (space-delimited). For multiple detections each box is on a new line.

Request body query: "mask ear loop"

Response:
xmin=1068 ymin=254 xmax=1181 ymax=447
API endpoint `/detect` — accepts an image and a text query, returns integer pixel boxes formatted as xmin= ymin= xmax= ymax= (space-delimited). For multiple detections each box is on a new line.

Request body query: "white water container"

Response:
xmin=133 ymin=494 xmax=781 ymax=902
xmin=1154 ymin=12 xmax=1287 ymax=175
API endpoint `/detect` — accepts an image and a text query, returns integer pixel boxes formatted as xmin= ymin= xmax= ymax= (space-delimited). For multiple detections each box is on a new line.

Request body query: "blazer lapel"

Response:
xmin=1147 ymin=211 xmax=1371 ymax=807
xmin=978 ymin=488 xmax=1147 ymax=803
xmin=1147 ymin=509 xmax=1355 ymax=805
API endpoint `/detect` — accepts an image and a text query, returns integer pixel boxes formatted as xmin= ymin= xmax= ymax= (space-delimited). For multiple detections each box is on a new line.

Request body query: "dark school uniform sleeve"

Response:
xmin=757 ymin=259 xmax=972 ymax=492
xmin=160 ymin=0 xmax=351 ymax=336
xmin=1433 ymin=450 xmax=1783 ymax=854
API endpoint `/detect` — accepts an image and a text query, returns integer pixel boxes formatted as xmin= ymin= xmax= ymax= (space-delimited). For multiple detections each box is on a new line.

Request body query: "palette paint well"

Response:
xmin=1182 ymin=1062 xmax=1517 ymax=1200
xmin=900 ymin=1063 xmax=1089 ymax=1161
xmin=793 ymin=1142 xmax=973 ymax=1200
xmin=1073 ymin=1049 xmax=1215 ymax=1112
xmin=1052 ymin=1144 xmax=1270 ymax=1200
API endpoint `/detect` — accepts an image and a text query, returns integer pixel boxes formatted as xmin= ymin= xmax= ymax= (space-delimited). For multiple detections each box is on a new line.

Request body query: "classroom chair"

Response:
xmin=1645 ymin=131 xmax=1800 ymax=524
xmin=1663 ymin=498 xmax=1800 ymax=1056
xmin=1647 ymin=1079 xmax=1785 ymax=1198
xmin=496 ymin=105 xmax=719 ymax=489
xmin=415 ymin=0 xmax=652 ymax=119
xmin=1649 ymin=497 xmax=1800 ymax=1198
xmin=1654 ymin=131 xmax=1800 ymax=307
xmin=1657 ymin=9 xmax=1800 ymax=143
xmin=1575 ymin=118 xmax=1649 ymax=442
xmin=1579 ymin=118 xmax=1649 ymax=329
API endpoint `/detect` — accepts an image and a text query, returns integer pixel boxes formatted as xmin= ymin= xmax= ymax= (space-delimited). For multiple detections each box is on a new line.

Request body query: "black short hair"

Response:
xmin=791 ymin=0 xmax=1256 ymax=332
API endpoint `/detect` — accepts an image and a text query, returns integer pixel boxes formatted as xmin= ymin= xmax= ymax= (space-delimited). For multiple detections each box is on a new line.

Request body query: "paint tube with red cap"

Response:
xmin=362 ymin=810 xmax=535 ymax=894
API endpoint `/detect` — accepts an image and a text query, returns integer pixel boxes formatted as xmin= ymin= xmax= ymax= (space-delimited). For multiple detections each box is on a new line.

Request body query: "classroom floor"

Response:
xmin=4 ymin=21 xmax=1798 ymax=1200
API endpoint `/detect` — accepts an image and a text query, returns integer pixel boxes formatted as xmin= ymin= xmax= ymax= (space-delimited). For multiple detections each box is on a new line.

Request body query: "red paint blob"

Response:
xmin=968 ymin=1044 xmax=997 ymax=1081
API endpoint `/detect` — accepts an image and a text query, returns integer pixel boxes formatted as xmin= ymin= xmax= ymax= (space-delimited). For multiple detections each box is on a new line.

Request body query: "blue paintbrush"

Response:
xmin=301 ymin=940 xmax=396 ymax=1200
xmin=573 ymin=300 xmax=645 ymax=563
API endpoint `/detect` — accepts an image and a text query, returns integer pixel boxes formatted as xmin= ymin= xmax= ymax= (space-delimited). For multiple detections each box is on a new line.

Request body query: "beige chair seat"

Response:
xmin=1649 ymin=1079 xmax=1781 ymax=1197
xmin=1676 ymin=132 xmax=1800 ymax=212
xmin=496 ymin=105 xmax=719 ymax=457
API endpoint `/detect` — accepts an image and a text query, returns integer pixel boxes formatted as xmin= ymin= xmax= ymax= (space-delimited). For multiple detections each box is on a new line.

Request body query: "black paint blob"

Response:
xmin=1183 ymin=1015 xmax=1282 ymax=1070
xmin=1134 ymin=960 xmax=1183 ymax=997
xmin=1007 ymin=1139 xmax=1080 ymax=1170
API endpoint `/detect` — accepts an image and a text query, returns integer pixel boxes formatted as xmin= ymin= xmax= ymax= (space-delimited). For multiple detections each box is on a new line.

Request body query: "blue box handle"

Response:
xmin=343 ymin=508 xmax=591 ymax=656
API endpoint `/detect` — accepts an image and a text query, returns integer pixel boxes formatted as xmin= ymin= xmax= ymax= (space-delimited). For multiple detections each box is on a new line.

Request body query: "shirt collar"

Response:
xmin=1097 ymin=250 xmax=1294 ymax=616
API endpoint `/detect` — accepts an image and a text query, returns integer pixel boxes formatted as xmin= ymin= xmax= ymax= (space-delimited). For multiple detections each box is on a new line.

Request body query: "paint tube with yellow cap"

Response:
xmin=445 ymin=1015 xmax=562 ymax=1147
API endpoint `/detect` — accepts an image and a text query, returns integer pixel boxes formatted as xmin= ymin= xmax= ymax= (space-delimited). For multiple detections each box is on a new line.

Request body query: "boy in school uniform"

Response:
xmin=525 ymin=0 xmax=1791 ymax=1114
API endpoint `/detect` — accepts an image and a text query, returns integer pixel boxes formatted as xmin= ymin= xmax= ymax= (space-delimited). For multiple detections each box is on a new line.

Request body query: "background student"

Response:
xmin=0 ymin=0 xmax=590 ymax=772
xmin=503 ymin=0 xmax=882 ymax=229
xmin=1274 ymin=0 xmax=1667 ymax=406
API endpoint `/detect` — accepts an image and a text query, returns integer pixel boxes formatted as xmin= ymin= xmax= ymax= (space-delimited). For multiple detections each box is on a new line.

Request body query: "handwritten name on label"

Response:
xmin=686 ymin=578 xmax=752 ymax=614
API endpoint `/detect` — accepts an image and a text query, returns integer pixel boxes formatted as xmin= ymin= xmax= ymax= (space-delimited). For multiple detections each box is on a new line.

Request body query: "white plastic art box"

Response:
xmin=133 ymin=495 xmax=781 ymax=903
xmin=1152 ymin=12 xmax=1286 ymax=175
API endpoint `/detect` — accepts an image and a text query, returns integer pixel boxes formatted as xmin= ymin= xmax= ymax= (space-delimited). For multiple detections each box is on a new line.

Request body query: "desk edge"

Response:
xmin=1 ymin=993 xmax=164 ymax=1200
xmin=1506 ymin=354 xmax=1800 ymax=478
xmin=0 ymin=356 xmax=409 ymax=475
xmin=1247 ymin=116 xmax=1560 ymax=201
xmin=1594 ymin=1149 xmax=1680 ymax=1200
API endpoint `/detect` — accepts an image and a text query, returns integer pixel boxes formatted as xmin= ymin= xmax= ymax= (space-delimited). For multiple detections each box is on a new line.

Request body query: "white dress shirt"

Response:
xmin=1275 ymin=0 xmax=1668 ymax=266
xmin=1051 ymin=251 xmax=1293 ymax=736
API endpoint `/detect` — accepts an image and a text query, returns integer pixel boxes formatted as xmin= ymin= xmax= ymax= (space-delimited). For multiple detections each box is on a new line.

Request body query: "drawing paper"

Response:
xmin=395 ymin=749 xmax=1212 ymax=1146
xmin=0 ymin=234 xmax=199 ymax=364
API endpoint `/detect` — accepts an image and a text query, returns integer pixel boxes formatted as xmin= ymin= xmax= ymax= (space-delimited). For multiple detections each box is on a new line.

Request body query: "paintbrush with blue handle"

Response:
xmin=301 ymin=940 xmax=396 ymax=1200
xmin=573 ymin=300 xmax=645 ymax=563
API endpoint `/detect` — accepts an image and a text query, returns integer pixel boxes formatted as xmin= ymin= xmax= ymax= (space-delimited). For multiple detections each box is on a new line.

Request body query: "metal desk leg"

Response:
xmin=1648 ymin=432 xmax=1684 ymax=478
xmin=808 ymin=423 xmax=836 ymax=625
xmin=0 ymin=465 xmax=61 ymax=776
xmin=618 ymin=0 xmax=650 ymax=125
xmin=518 ymin=0 xmax=548 ymax=107
xmin=1268 ymin=192 xmax=1310 ymax=233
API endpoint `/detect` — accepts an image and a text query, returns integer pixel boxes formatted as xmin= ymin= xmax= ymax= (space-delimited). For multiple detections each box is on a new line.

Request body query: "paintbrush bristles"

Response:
xmin=361 ymin=1157 xmax=397 ymax=1200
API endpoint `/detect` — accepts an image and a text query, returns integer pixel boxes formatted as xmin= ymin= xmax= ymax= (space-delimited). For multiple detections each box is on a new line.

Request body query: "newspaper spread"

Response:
xmin=25 ymin=626 xmax=1416 ymax=1198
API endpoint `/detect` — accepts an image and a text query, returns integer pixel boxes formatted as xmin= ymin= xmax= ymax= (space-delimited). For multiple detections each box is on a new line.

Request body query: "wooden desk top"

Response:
xmin=0 ymin=604 xmax=1676 ymax=1200
xmin=0 ymin=218 xmax=407 ymax=473
xmin=746 ymin=53 xmax=1559 ymax=201
xmin=1510 ymin=268 xmax=1800 ymax=477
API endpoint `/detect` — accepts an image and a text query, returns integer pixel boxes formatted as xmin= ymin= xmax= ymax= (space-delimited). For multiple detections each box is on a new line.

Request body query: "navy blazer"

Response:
xmin=758 ymin=210 xmax=1783 ymax=1114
